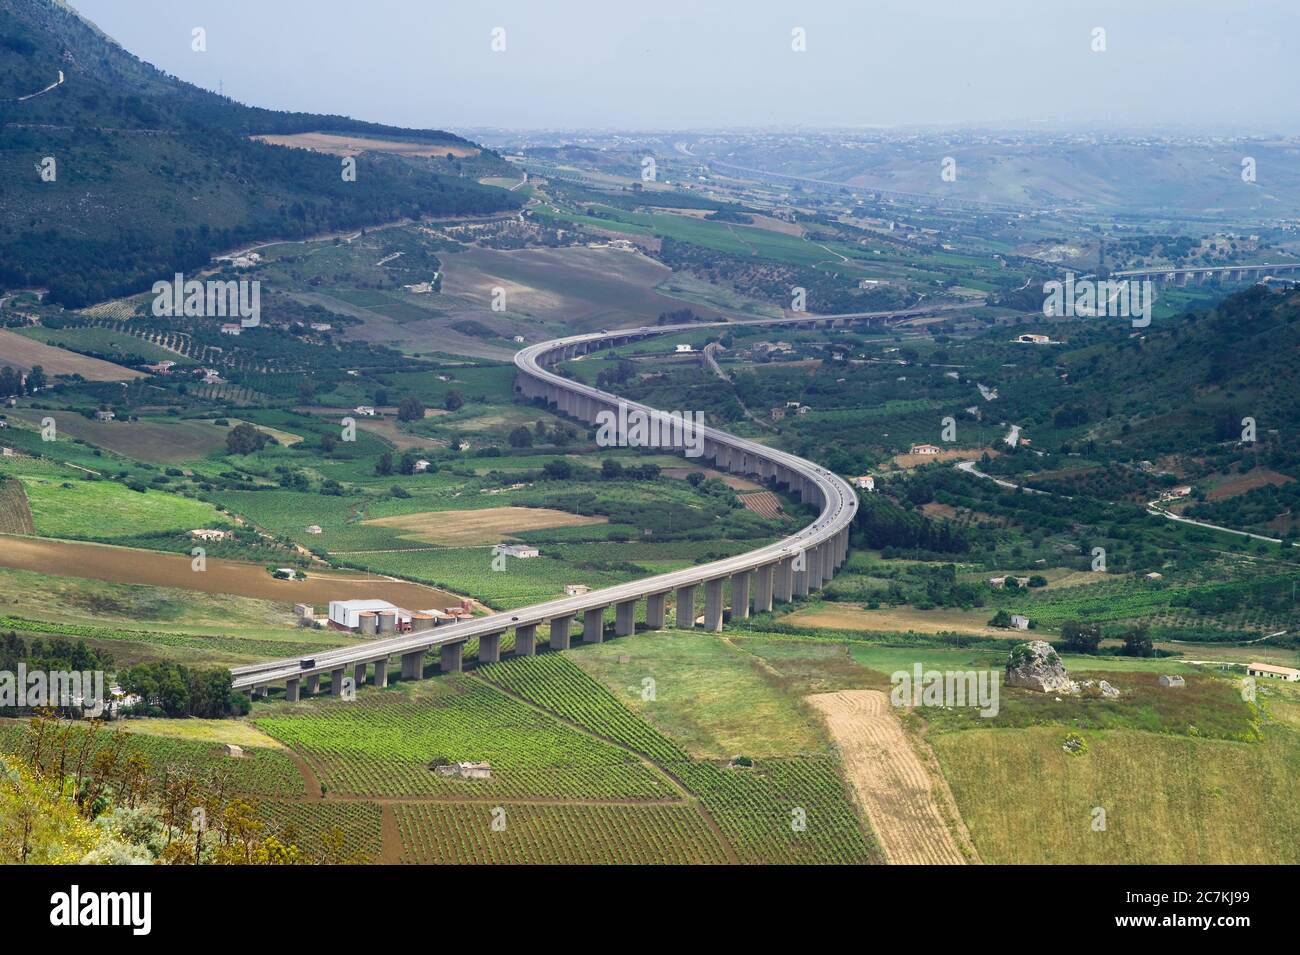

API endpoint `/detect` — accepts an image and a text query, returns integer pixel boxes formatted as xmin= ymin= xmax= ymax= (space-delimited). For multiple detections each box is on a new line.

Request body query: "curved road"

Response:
xmin=230 ymin=309 xmax=950 ymax=696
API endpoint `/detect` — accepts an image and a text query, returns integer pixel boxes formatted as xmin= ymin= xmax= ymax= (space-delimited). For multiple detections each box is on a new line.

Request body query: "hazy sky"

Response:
xmin=68 ymin=0 xmax=1300 ymax=133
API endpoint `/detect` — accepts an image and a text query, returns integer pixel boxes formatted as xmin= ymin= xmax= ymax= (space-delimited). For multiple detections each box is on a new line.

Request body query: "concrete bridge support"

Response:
xmin=515 ymin=624 xmax=537 ymax=656
xmin=645 ymin=591 xmax=668 ymax=630
xmin=774 ymin=559 xmax=794 ymax=603
xmin=676 ymin=584 xmax=697 ymax=629
xmin=329 ymin=667 xmax=346 ymax=696
xmin=550 ymin=615 xmax=573 ymax=650
xmin=704 ymin=578 xmax=725 ymax=632
xmin=752 ymin=563 xmax=774 ymax=613
xmin=352 ymin=662 xmax=367 ymax=689
xmin=583 ymin=607 xmax=606 ymax=643
xmin=730 ymin=570 xmax=751 ymax=621
xmin=285 ymin=677 xmax=300 ymax=703
xmin=373 ymin=659 xmax=388 ymax=688
xmin=401 ymin=650 xmax=424 ymax=680
xmin=615 ymin=599 xmax=637 ymax=637
xmin=793 ymin=553 xmax=810 ymax=598
xmin=440 ymin=643 xmax=463 ymax=674
xmin=305 ymin=674 xmax=320 ymax=695
xmin=479 ymin=631 xmax=503 ymax=663
xmin=808 ymin=545 xmax=824 ymax=589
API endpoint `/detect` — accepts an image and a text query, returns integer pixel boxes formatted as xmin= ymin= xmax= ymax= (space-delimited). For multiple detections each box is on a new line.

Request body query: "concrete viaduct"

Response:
xmin=227 ymin=308 xmax=961 ymax=700
xmin=1112 ymin=262 xmax=1300 ymax=286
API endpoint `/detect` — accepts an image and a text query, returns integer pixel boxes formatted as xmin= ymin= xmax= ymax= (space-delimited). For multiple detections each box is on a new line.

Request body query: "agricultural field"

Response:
xmin=17 ymin=474 xmax=224 ymax=541
xmin=0 ymin=328 xmax=142 ymax=380
xmin=253 ymin=676 xmax=681 ymax=801
xmin=0 ymin=477 xmax=34 ymax=534
xmin=395 ymin=802 xmax=727 ymax=864
xmin=6 ymin=410 xmax=228 ymax=465
xmin=362 ymin=505 xmax=606 ymax=546
xmin=0 ymin=536 xmax=454 ymax=615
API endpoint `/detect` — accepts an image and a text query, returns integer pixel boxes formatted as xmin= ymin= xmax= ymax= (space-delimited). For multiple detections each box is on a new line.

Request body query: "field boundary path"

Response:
xmin=807 ymin=689 xmax=973 ymax=865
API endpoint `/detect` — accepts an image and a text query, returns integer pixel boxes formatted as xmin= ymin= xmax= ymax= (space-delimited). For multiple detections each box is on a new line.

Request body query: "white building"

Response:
xmin=909 ymin=444 xmax=942 ymax=455
xmin=852 ymin=475 xmax=875 ymax=491
xmin=675 ymin=344 xmax=694 ymax=353
xmin=1010 ymin=614 xmax=1030 ymax=630
xmin=353 ymin=406 xmax=376 ymax=416
xmin=413 ymin=459 xmax=431 ymax=472
xmin=1246 ymin=662 xmax=1300 ymax=682
xmin=329 ymin=599 xmax=412 ymax=630
xmin=497 ymin=544 xmax=540 ymax=559
xmin=564 ymin=584 xmax=590 ymax=597
xmin=220 ymin=323 xmax=241 ymax=336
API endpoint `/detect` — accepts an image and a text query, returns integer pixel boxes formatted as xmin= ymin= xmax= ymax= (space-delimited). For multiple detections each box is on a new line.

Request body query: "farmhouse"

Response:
xmin=272 ymin=567 xmax=298 ymax=580
xmin=434 ymin=760 xmax=492 ymax=780
xmin=1010 ymin=614 xmax=1030 ymax=630
xmin=496 ymin=544 xmax=540 ymax=559
xmin=1145 ymin=572 xmax=1163 ymax=580
xmin=94 ymin=410 xmax=115 ymax=422
xmin=1158 ymin=675 xmax=1185 ymax=688
xmin=852 ymin=475 xmax=875 ymax=491
xmin=1013 ymin=333 xmax=1053 ymax=344
xmin=304 ymin=524 xmax=323 ymax=535
xmin=909 ymin=444 xmax=941 ymax=455
xmin=675 ymin=344 xmax=694 ymax=353
xmin=353 ymin=406 xmax=376 ymax=417
xmin=413 ymin=459 xmax=431 ymax=472
xmin=188 ymin=528 xmax=231 ymax=541
xmin=309 ymin=323 xmax=332 ymax=332
xmin=145 ymin=360 xmax=176 ymax=374
xmin=220 ymin=323 xmax=242 ymax=336
xmin=1246 ymin=662 xmax=1300 ymax=682
xmin=564 ymin=584 xmax=590 ymax=597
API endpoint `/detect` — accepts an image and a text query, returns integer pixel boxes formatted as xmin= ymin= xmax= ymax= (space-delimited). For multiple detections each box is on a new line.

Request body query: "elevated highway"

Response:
xmin=229 ymin=308 xmax=949 ymax=699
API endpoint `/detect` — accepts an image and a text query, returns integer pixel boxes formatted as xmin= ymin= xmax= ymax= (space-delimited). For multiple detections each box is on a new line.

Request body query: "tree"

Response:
xmin=601 ymin=458 xmax=624 ymax=480
xmin=508 ymin=426 xmax=533 ymax=448
xmin=375 ymin=452 xmax=393 ymax=476
xmin=444 ymin=390 xmax=464 ymax=412
xmin=1027 ymin=575 xmax=1048 ymax=588
xmin=397 ymin=395 xmax=424 ymax=422
xmin=1061 ymin=620 xmax=1102 ymax=654
xmin=398 ymin=452 xmax=416 ymax=475
xmin=25 ymin=365 xmax=46 ymax=393
xmin=225 ymin=423 xmax=269 ymax=456
xmin=686 ymin=471 xmax=705 ymax=488
xmin=1121 ymin=626 xmax=1154 ymax=658
xmin=988 ymin=609 xmax=1012 ymax=628
xmin=542 ymin=459 xmax=572 ymax=480
xmin=373 ymin=389 xmax=388 ymax=407
xmin=0 ymin=366 xmax=21 ymax=398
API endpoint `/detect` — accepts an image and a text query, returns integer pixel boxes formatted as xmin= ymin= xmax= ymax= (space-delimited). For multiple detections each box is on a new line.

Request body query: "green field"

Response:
xmin=19 ymin=475 xmax=226 ymax=540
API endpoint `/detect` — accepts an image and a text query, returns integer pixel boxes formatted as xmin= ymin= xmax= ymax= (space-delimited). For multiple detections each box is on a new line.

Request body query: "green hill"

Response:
xmin=0 ymin=0 xmax=520 ymax=306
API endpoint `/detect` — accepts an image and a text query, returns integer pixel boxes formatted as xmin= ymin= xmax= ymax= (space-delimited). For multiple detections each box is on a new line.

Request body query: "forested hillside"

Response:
xmin=0 ymin=0 xmax=520 ymax=306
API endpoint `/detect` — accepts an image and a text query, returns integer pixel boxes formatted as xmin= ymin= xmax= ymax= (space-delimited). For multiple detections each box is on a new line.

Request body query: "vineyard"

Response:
xmin=0 ymin=477 xmax=35 ymax=535
xmin=0 ymin=720 xmax=306 ymax=798
xmin=477 ymin=654 xmax=689 ymax=764
xmin=255 ymin=800 xmax=384 ymax=863
xmin=395 ymin=803 xmax=727 ymax=864
xmin=253 ymin=677 xmax=679 ymax=801
xmin=671 ymin=757 xmax=879 ymax=865
xmin=477 ymin=654 xmax=878 ymax=864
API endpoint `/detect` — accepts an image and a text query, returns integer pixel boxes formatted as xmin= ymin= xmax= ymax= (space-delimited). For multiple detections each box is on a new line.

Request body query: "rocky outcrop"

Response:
xmin=1005 ymin=641 xmax=1074 ymax=692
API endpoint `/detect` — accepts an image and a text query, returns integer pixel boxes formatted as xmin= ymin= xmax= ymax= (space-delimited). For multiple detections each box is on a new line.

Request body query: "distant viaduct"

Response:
xmin=229 ymin=306 xmax=959 ymax=700
xmin=1112 ymin=262 xmax=1300 ymax=286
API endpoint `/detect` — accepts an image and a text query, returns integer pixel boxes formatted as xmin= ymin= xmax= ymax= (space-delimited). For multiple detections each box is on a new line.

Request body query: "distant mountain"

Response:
xmin=0 ymin=0 xmax=520 ymax=306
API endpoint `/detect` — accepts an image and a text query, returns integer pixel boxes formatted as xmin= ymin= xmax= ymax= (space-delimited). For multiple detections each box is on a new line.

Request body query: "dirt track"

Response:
xmin=808 ymin=689 xmax=971 ymax=865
